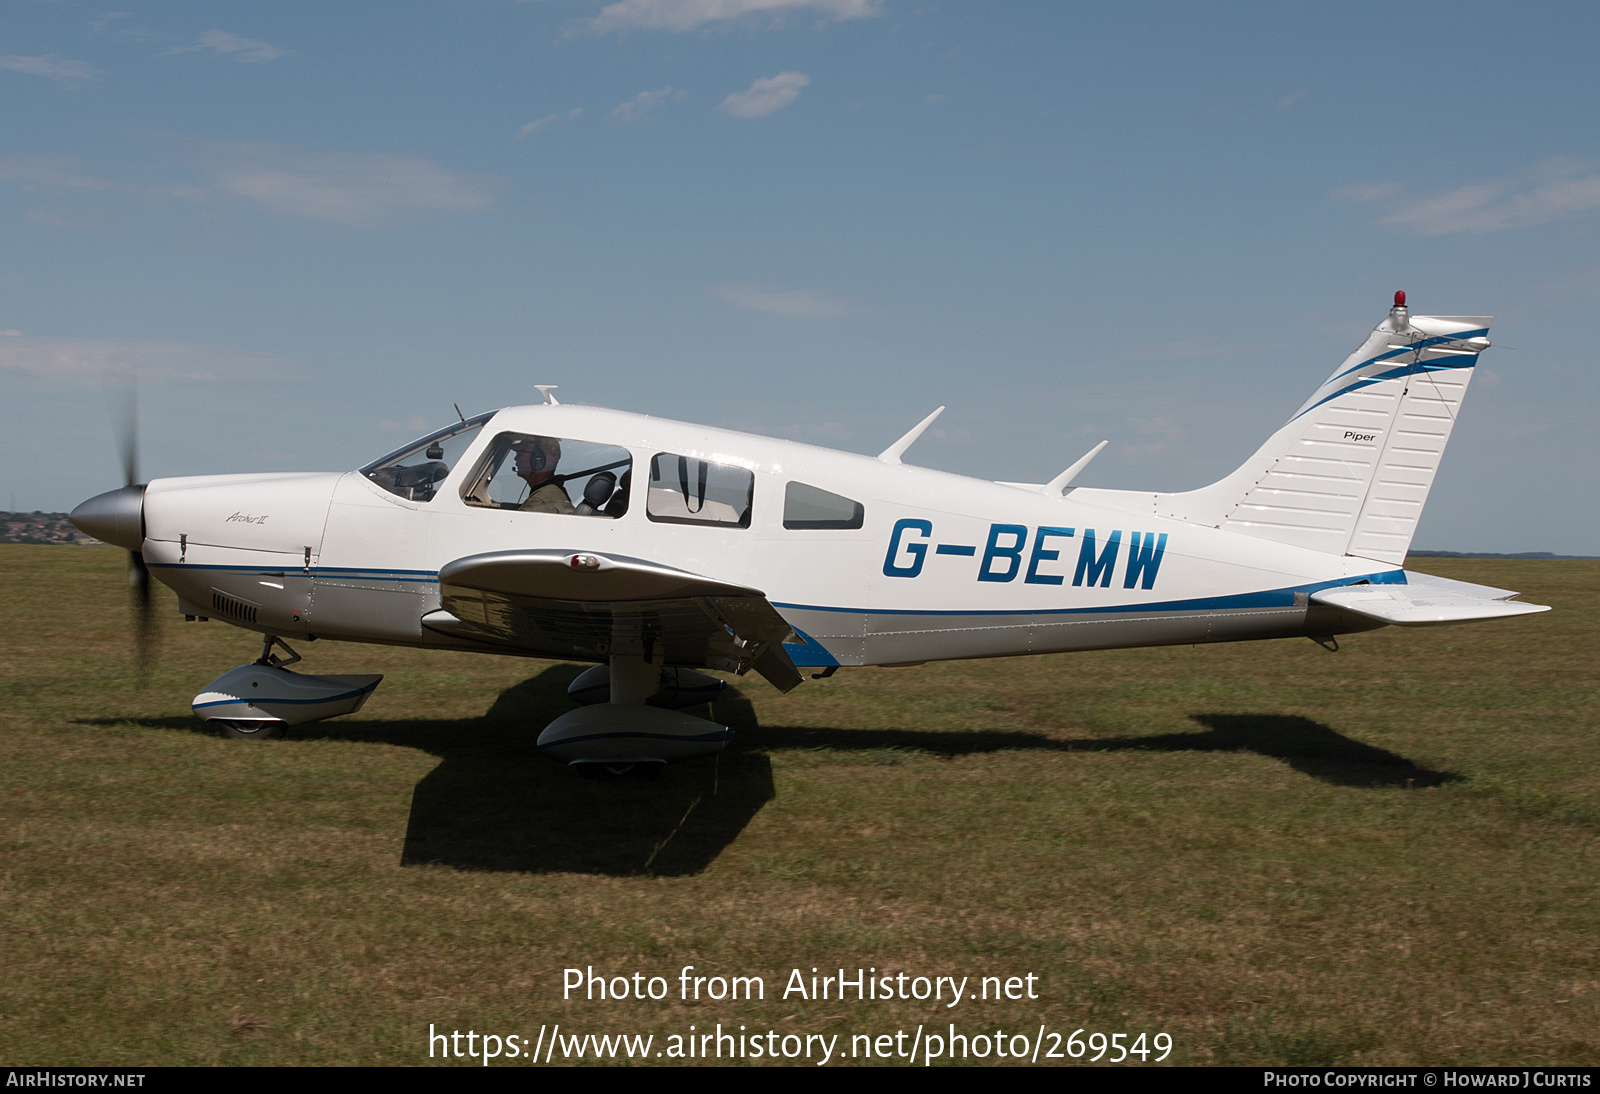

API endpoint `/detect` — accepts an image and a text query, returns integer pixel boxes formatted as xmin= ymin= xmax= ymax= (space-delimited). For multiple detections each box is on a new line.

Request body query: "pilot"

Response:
xmin=513 ymin=436 xmax=574 ymax=515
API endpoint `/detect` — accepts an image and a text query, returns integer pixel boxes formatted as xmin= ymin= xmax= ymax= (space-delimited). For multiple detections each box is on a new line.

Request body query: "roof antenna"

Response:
xmin=1041 ymin=440 xmax=1108 ymax=495
xmin=878 ymin=406 xmax=944 ymax=465
xmin=453 ymin=402 xmax=466 ymax=423
xmin=534 ymin=385 xmax=560 ymax=406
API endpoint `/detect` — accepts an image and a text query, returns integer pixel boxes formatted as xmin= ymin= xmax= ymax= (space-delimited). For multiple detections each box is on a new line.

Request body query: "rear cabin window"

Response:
xmin=646 ymin=454 xmax=754 ymax=528
xmin=783 ymin=482 xmax=864 ymax=530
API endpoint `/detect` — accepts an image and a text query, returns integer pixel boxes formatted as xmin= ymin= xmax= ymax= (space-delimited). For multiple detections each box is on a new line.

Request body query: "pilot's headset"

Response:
xmin=515 ymin=436 xmax=555 ymax=474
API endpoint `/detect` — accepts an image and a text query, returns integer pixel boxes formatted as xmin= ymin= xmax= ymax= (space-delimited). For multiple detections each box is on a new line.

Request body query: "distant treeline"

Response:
xmin=1 ymin=513 xmax=97 ymax=545
xmin=1409 ymin=550 xmax=1600 ymax=561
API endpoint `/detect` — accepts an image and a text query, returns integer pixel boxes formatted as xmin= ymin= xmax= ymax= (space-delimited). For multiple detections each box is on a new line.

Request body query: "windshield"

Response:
xmin=360 ymin=412 xmax=494 ymax=502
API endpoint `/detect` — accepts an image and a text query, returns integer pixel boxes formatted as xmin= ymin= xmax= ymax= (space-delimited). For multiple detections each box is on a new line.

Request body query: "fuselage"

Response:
xmin=138 ymin=403 xmax=1394 ymax=669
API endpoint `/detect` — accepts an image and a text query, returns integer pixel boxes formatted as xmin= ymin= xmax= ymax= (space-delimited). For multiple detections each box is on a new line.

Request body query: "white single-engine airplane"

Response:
xmin=72 ymin=293 xmax=1548 ymax=771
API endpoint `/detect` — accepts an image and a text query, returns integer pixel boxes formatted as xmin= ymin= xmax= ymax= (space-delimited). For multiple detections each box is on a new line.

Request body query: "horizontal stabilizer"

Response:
xmin=1310 ymin=577 xmax=1549 ymax=627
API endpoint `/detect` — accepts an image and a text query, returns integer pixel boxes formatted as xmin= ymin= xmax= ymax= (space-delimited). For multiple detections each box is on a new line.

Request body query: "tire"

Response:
xmin=574 ymin=761 xmax=666 ymax=779
xmin=215 ymin=719 xmax=287 ymax=740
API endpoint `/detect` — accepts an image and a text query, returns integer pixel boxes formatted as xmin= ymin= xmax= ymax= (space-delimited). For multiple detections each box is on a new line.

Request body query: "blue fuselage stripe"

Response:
xmin=148 ymin=562 xmax=440 ymax=583
xmin=152 ymin=564 xmax=1408 ymax=622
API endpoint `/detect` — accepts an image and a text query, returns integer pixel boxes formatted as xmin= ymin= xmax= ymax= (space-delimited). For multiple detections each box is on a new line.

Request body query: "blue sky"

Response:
xmin=4 ymin=0 xmax=1597 ymax=551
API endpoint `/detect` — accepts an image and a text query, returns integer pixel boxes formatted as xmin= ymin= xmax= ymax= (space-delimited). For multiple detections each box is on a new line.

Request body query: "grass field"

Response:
xmin=2 ymin=545 xmax=1596 ymax=1066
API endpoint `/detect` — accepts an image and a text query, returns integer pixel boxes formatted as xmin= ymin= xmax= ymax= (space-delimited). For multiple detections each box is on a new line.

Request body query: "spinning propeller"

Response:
xmin=114 ymin=386 xmax=157 ymax=675
xmin=70 ymin=377 xmax=158 ymax=677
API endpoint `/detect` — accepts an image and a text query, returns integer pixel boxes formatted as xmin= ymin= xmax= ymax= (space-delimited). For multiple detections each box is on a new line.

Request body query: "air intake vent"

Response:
xmin=211 ymin=591 xmax=258 ymax=624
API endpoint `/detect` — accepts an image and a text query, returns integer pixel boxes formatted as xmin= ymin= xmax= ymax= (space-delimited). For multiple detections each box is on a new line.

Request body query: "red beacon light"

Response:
xmin=1387 ymin=289 xmax=1411 ymax=332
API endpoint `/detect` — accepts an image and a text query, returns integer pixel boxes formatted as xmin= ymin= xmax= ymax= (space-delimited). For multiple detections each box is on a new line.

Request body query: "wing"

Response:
xmin=422 ymin=549 xmax=804 ymax=692
xmin=1310 ymin=571 xmax=1550 ymax=627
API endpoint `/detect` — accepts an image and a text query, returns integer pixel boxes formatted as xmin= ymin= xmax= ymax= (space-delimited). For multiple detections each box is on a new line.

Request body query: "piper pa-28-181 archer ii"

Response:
xmin=71 ymin=292 xmax=1548 ymax=772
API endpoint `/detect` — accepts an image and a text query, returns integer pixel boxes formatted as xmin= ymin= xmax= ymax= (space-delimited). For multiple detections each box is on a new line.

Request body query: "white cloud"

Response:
xmin=719 ymin=71 xmax=810 ymax=119
xmin=0 ymin=335 xmax=284 ymax=385
xmin=27 ymin=208 xmax=124 ymax=229
xmin=0 ymin=155 xmax=117 ymax=191
xmin=1336 ymin=158 xmax=1600 ymax=236
xmin=581 ymin=0 xmax=880 ymax=35
xmin=170 ymin=30 xmax=283 ymax=63
xmin=518 ymin=114 xmax=560 ymax=139
xmin=1276 ymin=89 xmax=1306 ymax=109
xmin=192 ymin=140 xmax=503 ymax=225
xmin=515 ymin=108 xmax=580 ymax=138
xmin=611 ymin=86 xmax=680 ymax=124
xmin=711 ymin=284 xmax=852 ymax=317
xmin=0 ymin=55 xmax=101 ymax=90
xmin=0 ymin=141 xmax=501 ymax=228
xmin=1117 ymin=416 xmax=1185 ymax=461
xmin=1114 ymin=334 xmax=1290 ymax=364
xmin=1328 ymin=181 xmax=1402 ymax=204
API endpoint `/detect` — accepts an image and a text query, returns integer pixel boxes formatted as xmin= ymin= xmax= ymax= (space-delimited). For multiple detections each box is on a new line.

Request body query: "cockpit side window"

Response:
xmin=783 ymin=481 xmax=864 ymax=529
xmin=360 ymin=414 xmax=492 ymax=502
xmin=646 ymin=454 xmax=754 ymax=528
xmin=460 ymin=432 xmax=633 ymax=518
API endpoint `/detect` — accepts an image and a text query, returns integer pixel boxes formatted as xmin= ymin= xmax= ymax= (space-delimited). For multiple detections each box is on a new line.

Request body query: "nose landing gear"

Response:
xmin=192 ymin=636 xmax=384 ymax=740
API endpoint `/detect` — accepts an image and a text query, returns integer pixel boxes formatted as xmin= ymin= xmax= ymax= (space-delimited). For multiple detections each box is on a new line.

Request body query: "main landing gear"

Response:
xmin=536 ymin=652 xmax=733 ymax=772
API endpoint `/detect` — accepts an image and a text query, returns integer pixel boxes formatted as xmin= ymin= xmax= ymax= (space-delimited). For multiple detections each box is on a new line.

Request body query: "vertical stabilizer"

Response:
xmin=1149 ymin=294 xmax=1491 ymax=565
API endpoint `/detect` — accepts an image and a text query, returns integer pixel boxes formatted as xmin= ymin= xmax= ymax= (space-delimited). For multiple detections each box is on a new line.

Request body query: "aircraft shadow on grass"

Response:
xmin=88 ymin=667 xmax=1458 ymax=876
xmin=741 ymin=713 xmax=1459 ymax=789
xmin=1068 ymin=714 xmax=1462 ymax=790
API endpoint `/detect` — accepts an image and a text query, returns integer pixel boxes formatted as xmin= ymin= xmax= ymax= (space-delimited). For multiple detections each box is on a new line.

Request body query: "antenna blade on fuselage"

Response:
xmin=1041 ymin=440 xmax=1108 ymax=495
xmin=877 ymin=406 xmax=945 ymax=465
